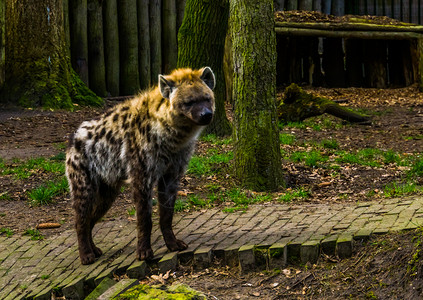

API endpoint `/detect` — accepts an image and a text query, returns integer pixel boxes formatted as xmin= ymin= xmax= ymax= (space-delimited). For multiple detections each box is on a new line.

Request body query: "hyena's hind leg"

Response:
xmin=72 ymin=177 xmax=119 ymax=265
xmin=88 ymin=179 xmax=121 ymax=257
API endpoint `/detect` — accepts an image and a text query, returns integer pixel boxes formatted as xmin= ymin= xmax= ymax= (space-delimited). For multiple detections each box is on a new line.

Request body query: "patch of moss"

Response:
xmin=115 ymin=283 xmax=206 ymax=300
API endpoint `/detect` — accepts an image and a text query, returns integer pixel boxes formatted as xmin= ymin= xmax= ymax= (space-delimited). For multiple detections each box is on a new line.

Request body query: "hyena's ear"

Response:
xmin=200 ymin=67 xmax=215 ymax=90
xmin=159 ymin=75 xmax=175 ymax=99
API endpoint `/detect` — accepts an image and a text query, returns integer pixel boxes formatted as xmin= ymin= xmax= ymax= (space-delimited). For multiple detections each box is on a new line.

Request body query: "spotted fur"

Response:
xmin=66 ymin=67 xmax=216 ymax=265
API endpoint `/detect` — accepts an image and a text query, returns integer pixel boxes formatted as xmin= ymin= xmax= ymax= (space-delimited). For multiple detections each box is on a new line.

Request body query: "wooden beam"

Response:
xmin=275 ymin=21 xmax=423 ymax=33
xmin=275 ymin=27 xmax=422 ymax=40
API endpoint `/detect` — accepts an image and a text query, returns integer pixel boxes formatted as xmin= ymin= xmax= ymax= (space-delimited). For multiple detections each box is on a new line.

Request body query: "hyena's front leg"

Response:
xmin=133 ymin=178 xmax=154 ymax=261
xmin=158 ymin=173 xmax=188 ymax=252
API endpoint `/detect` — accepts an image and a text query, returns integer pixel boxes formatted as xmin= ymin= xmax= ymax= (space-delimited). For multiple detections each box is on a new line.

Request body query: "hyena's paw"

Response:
xmin=80 ymin=252 xmax=96 ymax=265
xmin=167 ymin=239 xmax=188 ymax=252
xmin=92 ymin=245 xmax=103 ymax=258
xmin=137 ymin=247 xmax=154 ymax=261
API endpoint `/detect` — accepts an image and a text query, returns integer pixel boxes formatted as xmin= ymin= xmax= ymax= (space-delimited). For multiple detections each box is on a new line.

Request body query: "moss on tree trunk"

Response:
xmin=279 ymin=83 xmax=370 ymax=123
xmin=230 ymin=0 xmax=283 ymax=191
xmin=3 ymin=0 xmax=101 ymax=108
xmin=177 ymin=0 xmax=231 ymax=136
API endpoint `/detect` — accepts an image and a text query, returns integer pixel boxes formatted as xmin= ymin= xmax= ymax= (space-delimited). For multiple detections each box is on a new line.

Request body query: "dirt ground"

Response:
xmin=0 ymin=85 xmax=423 ymax=298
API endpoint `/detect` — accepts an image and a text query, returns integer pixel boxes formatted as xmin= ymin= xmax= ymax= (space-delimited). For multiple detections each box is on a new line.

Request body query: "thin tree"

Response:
xmin=2 ymin=0 xmax=101 ymax=108
xmin=177 ymin=0 xmax=231 ymax=136
xmin=230 ymin=0 xmax=283 ymax=191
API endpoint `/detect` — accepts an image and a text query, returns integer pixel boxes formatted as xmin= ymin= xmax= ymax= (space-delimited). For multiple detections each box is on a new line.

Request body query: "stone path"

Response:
xmin=1 ymin=196 xmax=423 ymax=299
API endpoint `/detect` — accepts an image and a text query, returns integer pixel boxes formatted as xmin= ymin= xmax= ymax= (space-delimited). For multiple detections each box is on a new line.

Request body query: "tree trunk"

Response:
xmin=88 ymin=0 xmax=107 ymax=96
xmin=279 ymin=84 xmax=370 ymax=123
xmin=137 ymin=0 xmax=151 ymax=89
xmin=118 ymin=0 xmax=140 ymax=95
xmin=3 ymin=0 xmax=101 ymax=108
xmin=230 ymin=0 xmax=283 ymax=191
xmin=177 ymin=0 xmax=231 ymax=136
xmin=70 ymin=0 xmax=89 ymax=85
xmin=149 ymin=0 xmax=161 ymax=84
xmin=162 ymin=0 xmax=177 ymax=74
xmin=0 ymin=0 xmax=5 ymax=90
xmin=104 ymin=0 xmax=120 ymax=96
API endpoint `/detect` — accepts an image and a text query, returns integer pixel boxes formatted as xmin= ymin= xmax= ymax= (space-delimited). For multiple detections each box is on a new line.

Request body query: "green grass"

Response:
xmin=0 ymin=192 xmax=11 ymax=200
xmin=408 ymin=157 xmax=423 ymax=178
xmin=290 ymin=150 xmax=328 ymax=167
xmin=277 ymin=188 xmax=310 ymax=203
xmin=382 ymin=182 xmax=422 ymax=198
xmin=28 ymin=177 xmax=69 ymax=206
xmin=279 ymin=133 xmax=296 ymax=145
xmin=187 ymin=150 xmax=233 ymax=177
xmin=0 ymin=227 xmax=14 ymax=237
xmin=0 ymin=157 xmax=65 ymax=179
xmin=174 ymin=199 xmax=188 ymax=212
xmin=127 ymin=207 xmax=136 ymax=216
xmin=320 ymin=139 xmax=339 ymax=150
xmin=200 ymin=134 xmax=232 ymax=145
xmin=23 ymin=228 xmax=44 ymax=240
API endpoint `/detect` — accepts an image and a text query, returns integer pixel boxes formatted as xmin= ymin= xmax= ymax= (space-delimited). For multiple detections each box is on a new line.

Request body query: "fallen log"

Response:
xmin=278 ymin=84 xmax=371 ymax=124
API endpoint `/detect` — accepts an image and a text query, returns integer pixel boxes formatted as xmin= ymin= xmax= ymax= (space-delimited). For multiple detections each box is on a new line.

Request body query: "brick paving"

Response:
xmin=1 ymin=196 xmax=423 ymax=299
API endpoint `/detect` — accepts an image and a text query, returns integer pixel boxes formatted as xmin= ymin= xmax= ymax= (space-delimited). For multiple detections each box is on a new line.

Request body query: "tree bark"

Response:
xmin=118 ymin=0 xmax=140 ymax=95
xmin=279 ymin=84 xmax=370 ymax=123
xmin=149 ymin=0 xmax=161 ymax=84
xmin=3 ymin=0 xmax=101 ymax=108
xmin=88 ymin=0 xmax=107 ymax=96
xmin=177 ymin=0 xmax=231 ymax=136
xmin=162 ymin=0 xmax=177 ymax=74
xmin=137 ymin=0 xmax=151 ymax=89
xmin=0 ymin=0 xmax=5 ymax=90
xmin=104 ymin=0 xmax=120 ymax=96
xmin=70 ymin=0 xmax=89 ymax=85
xmin=230 ymin=0 xmax=283 ymax=191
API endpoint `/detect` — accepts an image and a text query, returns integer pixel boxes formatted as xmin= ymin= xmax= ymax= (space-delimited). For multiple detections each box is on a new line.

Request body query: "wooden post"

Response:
xmin=162 ymin=0 xmax=177 ymax=74
xmin=345 ymin=39 xmax=364 ymax=87
xmin=176 ymin=0 xmax=186 ymax=30
xmin=287 ymin=0 xmax=297 ymax=10
xmin=118 ymin=0 xmax=140 ymax=95
xmin=418 ymin=38 xmax=423 ymax=91
xmin=149 ymin=0 xmax=161 ymax=84
xmin=331 ymin=0 xmax=344 ymax=16
xmin=322 ymin=0 xmax=332 ymax=15
xmin=410 ymin=0 xmax=419 ymax=24
xmin=70 ymin=0 xmax=89 ymax=85
xmin=137 ymin=0 xmax=151 ymax=89
xmin=87 ymin=0 xmax=107 ymax=96
xmin=299 ymin=0 xmax=312 ymax=11
xmin=0 ymin=0 xmax=5 ymax=90
xmin=104 ymin=0 xmax=120 ymax=96
xmin=322 ymin=38 xmax=345 ymax=87
xmin=363 ymin=40 xmax=388 ymax=88
xmin=313 ymin=0 xmax=322 ymax=12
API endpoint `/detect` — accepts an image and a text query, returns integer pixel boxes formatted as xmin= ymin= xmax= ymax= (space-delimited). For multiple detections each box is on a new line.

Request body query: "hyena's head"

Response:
xmin=159 ymin=67 xmax=216 ymax=126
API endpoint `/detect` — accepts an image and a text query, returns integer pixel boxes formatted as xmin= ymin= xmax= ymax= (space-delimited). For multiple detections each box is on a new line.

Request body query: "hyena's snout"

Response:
xmin=191 ymin=100 xmax=214 ymax=126
xmin=198 ymin=106 xmax=213 ymax=125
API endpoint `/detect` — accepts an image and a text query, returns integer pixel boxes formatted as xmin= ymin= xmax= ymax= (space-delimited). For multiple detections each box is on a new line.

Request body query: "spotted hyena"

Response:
xmin=66 ymin=67 xmax=216 ymax=265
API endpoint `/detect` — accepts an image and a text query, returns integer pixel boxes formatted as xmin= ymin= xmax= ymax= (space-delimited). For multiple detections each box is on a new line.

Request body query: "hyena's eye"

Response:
xmin=184 ymin=100 xmax=196 ymax=107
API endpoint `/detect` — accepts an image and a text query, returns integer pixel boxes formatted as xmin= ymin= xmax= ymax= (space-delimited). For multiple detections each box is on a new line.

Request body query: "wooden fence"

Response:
xmin=274 ymin=0 xmax=423 ymax=24
xmin=65 ymin=0 xmax=422 ymax=97
xmin=65 ymin=0 xmax=186 ymax=97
